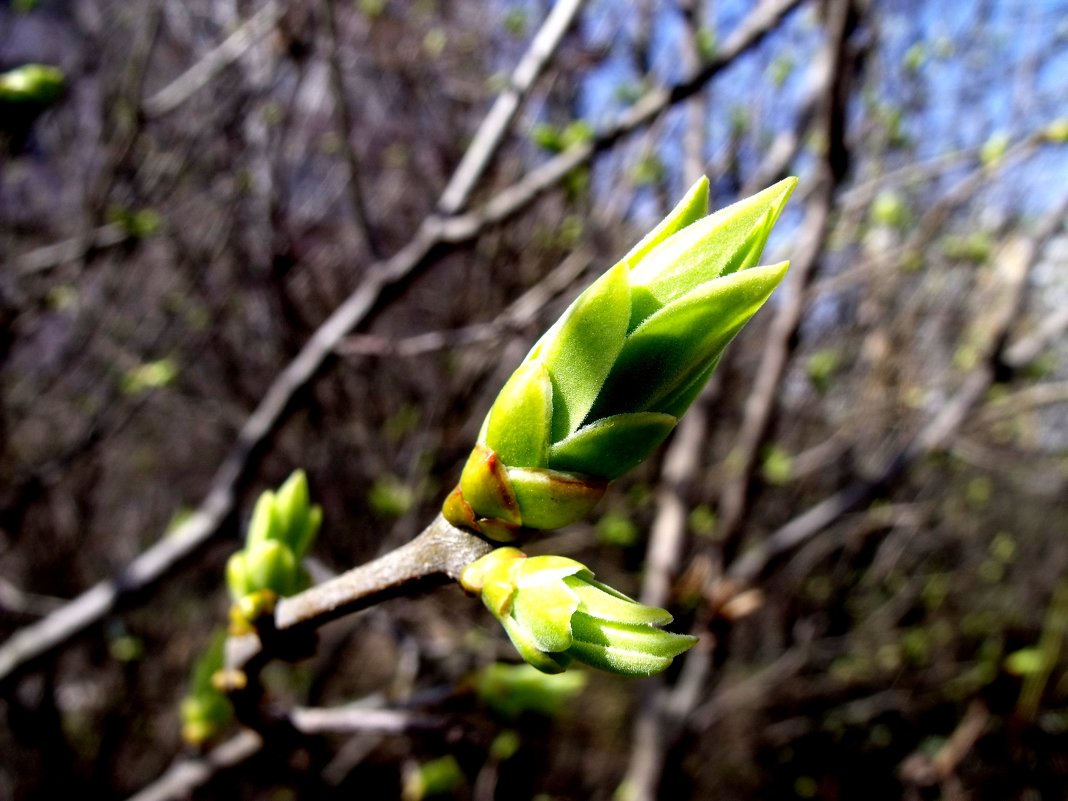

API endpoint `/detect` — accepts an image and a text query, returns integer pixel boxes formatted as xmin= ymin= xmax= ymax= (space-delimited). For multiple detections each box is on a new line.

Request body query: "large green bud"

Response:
xmin=445 ymin=177 xmax=796 ymax=540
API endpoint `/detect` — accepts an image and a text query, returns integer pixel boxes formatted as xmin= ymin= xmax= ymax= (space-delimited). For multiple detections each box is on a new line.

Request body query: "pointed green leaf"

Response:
xmin=618 ymin=176 xmax=709 ymax=269
xmin=591 ymin=262 xmax=789 ymax=419
xmin=246 ymin=490 xmax=280 ymax=548
xmin=484 ymin=360 xmax=554 ymax=467
xmin=532 ymin=263 xmax=631 ymax=440
xmin=563 ymin=577 xmax=674 ymax=626
xmin=512 ymin=580 xmax=580 ymax=652
xmin=548 ymin=412 xmax=677 ymax=479
xmin=628 ymin=178 xmax=796 ymax=324
xmin=507 ymin=467 xmax=607 ymax=530
xmin=570 ymin=612 xmax=697 ymax=658
xmin=275 ymin=470 xmax=310 ymax=543
xmin=291 ymin=504 xmax=321 ymax=560
xmin=566 ymin=638 xmax=673 ymax=676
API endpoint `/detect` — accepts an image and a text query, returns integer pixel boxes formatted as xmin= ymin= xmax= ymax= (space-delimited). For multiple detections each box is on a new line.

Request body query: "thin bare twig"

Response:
xmin=322 ymin=0 xmax=382 ymax=259
xmin=125 ymin=730 xmax=262 ymax=801
xmin=437 ymin=0 xmax=586 ymax=215
xmin=142 ymin=1 xmax=284 ymax=118
xmin=336 ymin=248 xmax=592 ymax=358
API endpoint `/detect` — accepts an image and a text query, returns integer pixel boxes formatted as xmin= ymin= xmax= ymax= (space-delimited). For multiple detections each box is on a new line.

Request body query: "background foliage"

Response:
xmin=1 ymin=0 xmax=1067 ymax=799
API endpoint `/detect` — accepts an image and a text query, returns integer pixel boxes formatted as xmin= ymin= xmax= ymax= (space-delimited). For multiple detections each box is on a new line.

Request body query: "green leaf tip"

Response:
xmin=444 ymin=177 xmax=795 ymax=537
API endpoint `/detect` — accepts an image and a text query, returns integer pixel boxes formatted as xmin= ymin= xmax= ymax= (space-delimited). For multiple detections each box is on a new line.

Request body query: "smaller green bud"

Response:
xmin=461 ymin=548 xmax=697 ymax=676
xmin=180 ymin=633 xmax=233 ymax=746
xmin=1044 ymin=118 xmax=1068 ymax=144
xmin=0 ymin=64 xmax=64 ymax=104
xmin=475 ymin=662 xmax=587 ymax=719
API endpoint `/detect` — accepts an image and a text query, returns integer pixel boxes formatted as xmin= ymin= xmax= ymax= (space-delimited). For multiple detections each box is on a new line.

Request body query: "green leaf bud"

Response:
xmin=461 ymin=548 xmax=697 ymax=676
xmin=474 ymin=662 xmax=587 ymax=719
xmin=0 ymin=63 xmax=65 ymax=105
xmin=180 ymin=633 xmax=233 ymax=746
xmin=445 ymin=177 xmax=796 ymax=538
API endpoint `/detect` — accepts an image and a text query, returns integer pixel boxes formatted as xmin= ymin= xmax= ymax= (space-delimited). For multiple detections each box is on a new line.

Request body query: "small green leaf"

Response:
xmin=246 ymin=540 xmax=299 ymax=596
xmin=225 ymin=552 xmax=252 ymax=600
xmin=514 ymin=554 xmax=587 ymax=586
xmin=548 ymin=412 xmax=677 ymax=479
xmin=564 ymin=577 xmax=673 ymax=626
xmin=656 ymin=352 xmax=722 ymax=418
xmin=485 ymin=360 xmax=553 ymax=467
xmin=565 ymin=638 xmax=672 ymax=676
xmin=1004 ymin=647 xmax=1045 ymax=676
xmin=507 ymin=467 xmax=607 ymax=529
xmin=532 ymin=263 xmax=631 ymax=440
xmin=570 ymin=613 xmax=697 ymax=659
xmin=475 ymin=663 xmax=586 ymax=719
xmin=459 ymin=446 xmax=521 ymax=525
xmin=291 ymin=504 xmax=321 ymax=560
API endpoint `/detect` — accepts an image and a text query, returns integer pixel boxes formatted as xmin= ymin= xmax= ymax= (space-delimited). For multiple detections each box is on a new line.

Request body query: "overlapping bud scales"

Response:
xmin=226 ymin=470 xmax=322 ymax=629
xmin=461 ymin=548 xmax=697 ymax=676
xmin=445 ymin=177 xmax=797 ymax=539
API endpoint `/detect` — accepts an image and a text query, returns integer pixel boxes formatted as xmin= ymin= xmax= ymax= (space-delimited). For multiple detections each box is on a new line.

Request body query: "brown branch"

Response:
xmin=274 ymin=514 xmax=490 ymax=636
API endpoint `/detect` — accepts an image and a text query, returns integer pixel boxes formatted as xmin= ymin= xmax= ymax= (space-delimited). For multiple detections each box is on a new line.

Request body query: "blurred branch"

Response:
xmin=337 ymin=248 xmax=592 ymax=358
xmin=321 ymin=0 xmax=382 ymax=259
xmin=13 ymin=222 xmax=129 ymax=278
xmin=142 ymin=1 xmax=284 ymax=118
xmin=900 ymin=699 xmax=989 ymax=796
xmin=729 ymin=190 xmax=1068 ymax=586
xmin=973 ymin=381 xmax=1068 ymax=427
xmin=619 ymin=6 xmax=829 ymax=794
xmin=437 ymin=0 xmax=586 ymax=215
xmin=716 ymin=0 xmax=856 ymax=562
xmin=125 ymin=730 xmax=262 ymax=801
xmin=289 ymin=704 xmax=447 ymax=735
xmin=0 ymin=0 xmax=803 ymax=688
